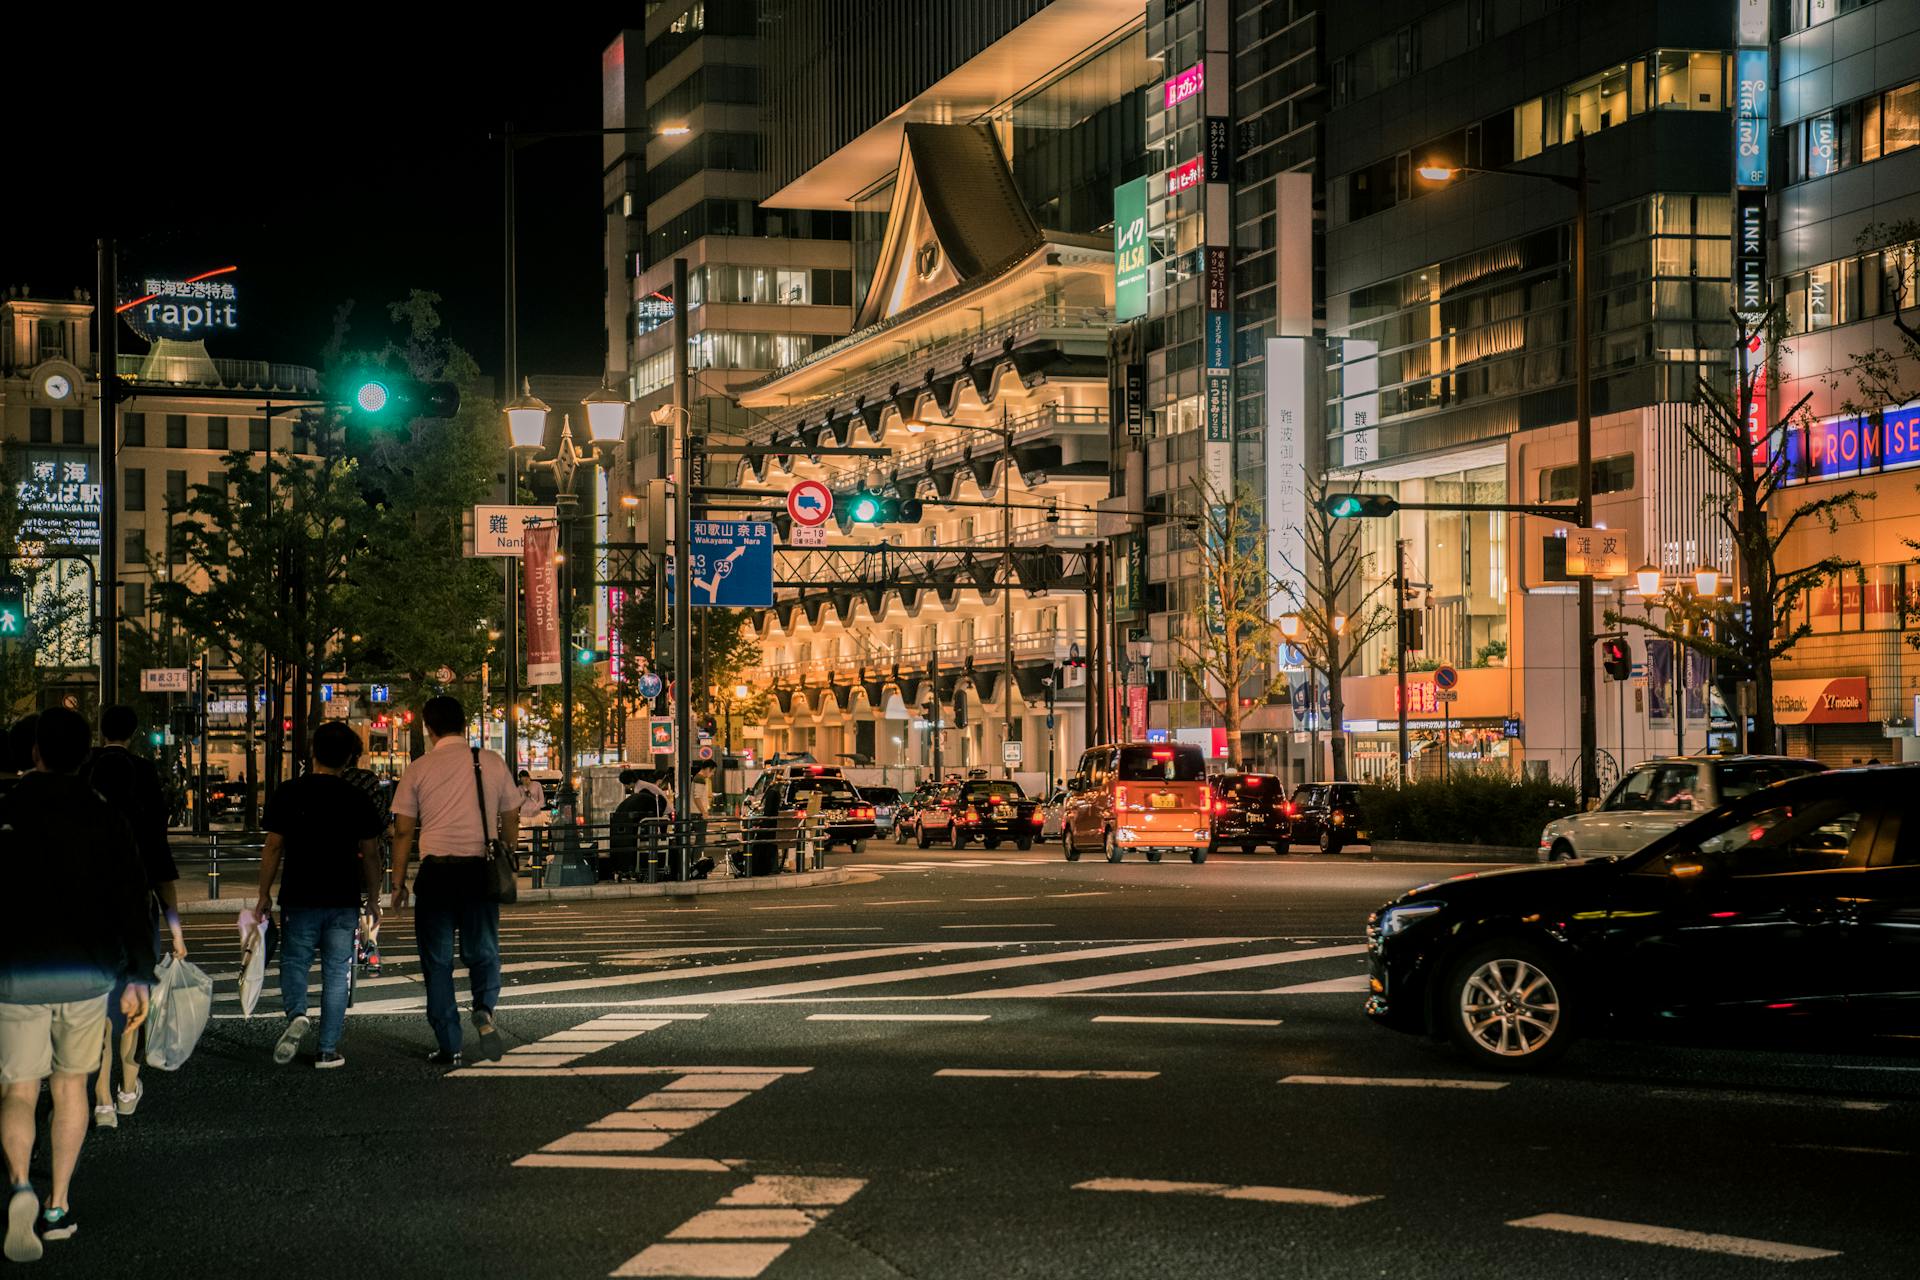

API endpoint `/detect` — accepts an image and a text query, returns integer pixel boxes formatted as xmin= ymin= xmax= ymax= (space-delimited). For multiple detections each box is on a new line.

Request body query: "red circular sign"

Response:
xmin=786 ymin=480 xmax=833 ymax=527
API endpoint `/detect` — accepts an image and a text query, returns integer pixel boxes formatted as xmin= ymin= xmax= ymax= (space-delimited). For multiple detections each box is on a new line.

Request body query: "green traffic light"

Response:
xmin=355 ymin=380 xmax=391 ymax=414
xmin=850 ymin=495 xmax=881 ymax=522
xmin=576 ymin=648 xmax=596 ymax=665
xmin=1330 ymin=496 xmax=1362 ymax=517
xmin=149 ymin=730 xmax=165 ymax=747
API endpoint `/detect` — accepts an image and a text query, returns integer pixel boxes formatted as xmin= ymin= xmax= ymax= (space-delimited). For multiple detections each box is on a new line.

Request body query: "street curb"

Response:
xmin=177 ymin=866 xmax=850 ymax=915
xmin=1360 ymin=840 xmax=1534 ymax=864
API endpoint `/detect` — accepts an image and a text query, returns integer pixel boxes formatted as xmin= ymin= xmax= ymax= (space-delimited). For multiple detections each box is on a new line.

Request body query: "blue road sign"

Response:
xmin=1433 ymin=664 xmax=1459 ymax=690
xmin=637 ymin=672 xmax=664 ymax=700
xmin=688 ymin=521 xmax=775 ymax=608
xmin=370 ymin=684 xmax=391 ymax=704
xmin=319 ymin=683 xmax=334 ymax=703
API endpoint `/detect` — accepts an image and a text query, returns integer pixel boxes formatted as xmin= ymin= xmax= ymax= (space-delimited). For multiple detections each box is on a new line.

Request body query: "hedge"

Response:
xmin=1358 ymin=773 xmax=1577 ymax=848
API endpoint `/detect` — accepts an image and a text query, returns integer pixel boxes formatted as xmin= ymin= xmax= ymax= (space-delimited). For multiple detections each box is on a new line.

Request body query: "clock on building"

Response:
xmin=42 ymin=373 xmax=71 ymax=400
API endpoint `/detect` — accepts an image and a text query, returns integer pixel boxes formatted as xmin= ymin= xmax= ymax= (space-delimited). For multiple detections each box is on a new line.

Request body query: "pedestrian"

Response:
xmin=81 ymin=706 xmax=184 ymax=1130
xmin=516 ymin=769 xmax=548 ymax=828
xmin=254 ymin=723 xmax=385 ymax=1069
xmin=608 ymin=770 xmax=670 ymax=879
xmin=0 ymin=716 xmax=38 ymax=806
xmin=340 ymin=742 xmax=394 ymax=975
xmin=1 ymin=707 xmax=155 ymax=1260
xmin=388 ymin=697 xmax=520 ymax=1067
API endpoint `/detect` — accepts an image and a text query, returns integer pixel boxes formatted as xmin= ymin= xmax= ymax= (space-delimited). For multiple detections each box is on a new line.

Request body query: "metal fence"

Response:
xmin=168 ymin=812 xmax=842 ymax=899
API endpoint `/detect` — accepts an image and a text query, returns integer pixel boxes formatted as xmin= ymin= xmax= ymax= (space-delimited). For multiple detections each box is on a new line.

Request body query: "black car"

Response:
xmin=1366 ymin=766 xmax=1920 ymax=1071
xmin=1209 ymin=773 xmax=1289 ymax=854
xmin=1286 ymin=782 xmax=1371 ymax=853
xmin=923 ymin=779 xmax=1042 ymax=850
xmin=742 ymin=769 xmax=876 ymax=866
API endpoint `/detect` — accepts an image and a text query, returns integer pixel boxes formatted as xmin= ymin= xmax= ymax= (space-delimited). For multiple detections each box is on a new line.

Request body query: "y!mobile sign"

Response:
xmin=1163 ymin=62 xmax=1203 ymax=110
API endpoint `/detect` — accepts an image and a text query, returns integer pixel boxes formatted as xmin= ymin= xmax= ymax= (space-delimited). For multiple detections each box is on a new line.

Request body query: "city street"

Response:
xmin=27 ymin=845 xmax=1917 ymax=1279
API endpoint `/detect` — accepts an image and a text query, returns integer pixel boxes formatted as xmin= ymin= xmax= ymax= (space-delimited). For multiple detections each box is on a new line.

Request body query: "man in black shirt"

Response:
xmin=1 ymin=707 xmax=154 ymax=1258
xmin=255 ymin=722 xmax=384 ymax=1069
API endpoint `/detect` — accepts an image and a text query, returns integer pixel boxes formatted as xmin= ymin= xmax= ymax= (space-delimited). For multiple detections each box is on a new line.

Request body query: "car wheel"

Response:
xmin=1442 ymin=940 xmax=1574 ymax=1071
xmin=916 ymin=827 xmax=931 ymax=850
xmin=1064 ymin=830 xmax=1080 ymax=862
xmin=1104 ymin=830 xmax=1123 ymax=863
xmin=1016 ymin=836 xmax=1033 ymax=851
xmin=1549 ymin=840 xmax=1578 ymax=862
xmin=1319 ymin=828 xmax=1341 ymax=856
xmin=851 ymin=840 xmax=867 ymax=855
xmin=1242 ymin=843 xmax=1257 ymax=856
xmin=1146 ymin=849 xmax=1163 ymax=863
xmin=984 ymin=838 xmax=1002 ymax=850
xmin=1189 ymin=847 xmax=1208 ymax=864
xmin=950 ymin=825 xmax=966 ymax=849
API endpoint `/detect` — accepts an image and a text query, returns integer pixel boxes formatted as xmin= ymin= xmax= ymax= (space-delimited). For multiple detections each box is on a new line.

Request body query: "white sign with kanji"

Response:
xmin=471 ymin=505 xmax=557 ymax=558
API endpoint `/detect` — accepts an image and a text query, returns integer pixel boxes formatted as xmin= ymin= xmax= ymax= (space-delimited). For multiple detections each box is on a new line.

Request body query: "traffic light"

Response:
xmin=1324 ymin=493 xmax=1398 ymax=519
xmin=0 ymin=576 xmax=28 ymax=643
xmin=148 ymin=729 xmax=165 ymax=748
xmin=335 ymin=370 xmax=461 ymax=427
xmin=575 ymin=645 xmax=599 ymax=666
xmin=1601 ymin=637 xmax=1632 ymax=681
xmin=846 ymin=488 xmax=923 ymax=525
xmin=1400 ymin=608 xmax=1424 ymax=651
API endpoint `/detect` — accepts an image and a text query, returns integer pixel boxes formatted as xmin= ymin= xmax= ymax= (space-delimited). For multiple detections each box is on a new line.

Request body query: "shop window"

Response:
xmin=1537 ymin=453 xmax=1635 ymax=503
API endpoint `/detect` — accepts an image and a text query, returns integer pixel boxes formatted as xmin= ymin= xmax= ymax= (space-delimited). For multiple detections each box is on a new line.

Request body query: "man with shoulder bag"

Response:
xmin=387 ymin=697 xmax=520 ymax=1067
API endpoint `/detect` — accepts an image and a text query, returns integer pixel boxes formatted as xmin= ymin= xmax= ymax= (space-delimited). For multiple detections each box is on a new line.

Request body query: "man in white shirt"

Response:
xmin=388 ymin=697 xmax=520 ymax=1066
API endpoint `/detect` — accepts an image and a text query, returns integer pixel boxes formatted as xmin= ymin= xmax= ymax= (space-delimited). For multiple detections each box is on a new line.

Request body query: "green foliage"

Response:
xmin=1359 ymin=773 xmax=1577 ymax=847
xmin=0 ymin=446 xmax=94 ymax=716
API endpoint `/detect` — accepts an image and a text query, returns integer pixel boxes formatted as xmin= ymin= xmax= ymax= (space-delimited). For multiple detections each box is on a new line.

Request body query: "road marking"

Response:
xmin=514 ymin=1154 xmax=733 ymax=1173
xmin=1508 ymin=1213 xmax=1840 ymax=1263
xmin=954 ymin=943 xmax=1367 ymax=998
xmin=747 ymin=903 xmax=839 ymax=911
xmin=962 ymin=896 xmax=1036 ymax=902
xmin=668 ymin=1073 xmax=786 ymax=1090
xmin=1648 ymin=1087 xmax=1887 ymax=1112
xmin=807 ymin=1013 xmax=991 ymax=1022
xmin=1093 ymin=1015 xmax=1281 ymax=1027
xmin=939 ymin=923 xmax=1055 ymax=929
xmin=762 ymin=927 xmax=883 ymax=932
xmin=1263 ymin=975 xmax=1371 ymax=994
xmin=462 ymin=1018 xmax=668 ymax=1071
xmin=718 ymin=1177 xmax=867 ymax=1207
xmin=1781 ymin=1143 xmax=1911 ymax=1157
xmin=544 ymin=1130 xmax=676 ymax=1153
xmin=669 ymin=1210 xmax=823 ymax=1240
xmin=863 ymin=899 xmax=935 ymax=906
xmin=1281 ymin=1075 xmax=1506 ymax=1091
xmin=633 ymin=937 xmax=1255 ymax=1006
xmin=936 ymin=1068 xmax=1158 ymax=1080
xmin=451 ymin=1067 xmax=808 ymax=1079
xmin=1049 ymin=892 xmax=1109 ymax=898
xmin=1075 ymin=1178 xmax=1377 ymax=1209
xmin=592 ymin=1112 xmax=717 ymax=1131
xmin=632 ymin=1091 xmax=753 ymax=1109
xmin=614 ymin=1241 xmax=790 ymax=1275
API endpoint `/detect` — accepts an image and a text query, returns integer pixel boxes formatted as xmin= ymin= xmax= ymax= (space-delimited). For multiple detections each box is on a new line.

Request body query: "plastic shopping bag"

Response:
xmin=144 ymin=955 xmax=214 ymax=1071
xmin=236 ymin=909 xmax=269 ymax=1019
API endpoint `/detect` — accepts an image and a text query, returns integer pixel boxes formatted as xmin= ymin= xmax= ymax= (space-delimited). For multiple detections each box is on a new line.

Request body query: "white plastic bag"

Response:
xmin=235 ymin=909 xmax=268 ymax=1019
xmin=144 ymin=955 xmax=214 ymax=1071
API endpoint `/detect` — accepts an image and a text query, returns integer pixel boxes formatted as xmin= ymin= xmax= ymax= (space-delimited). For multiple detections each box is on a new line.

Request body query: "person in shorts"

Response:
xmin=0 ymin=708 xmax=155 ymax=1259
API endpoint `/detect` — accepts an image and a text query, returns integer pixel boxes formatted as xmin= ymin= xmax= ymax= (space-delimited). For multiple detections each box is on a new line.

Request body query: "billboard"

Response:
xmin=1113 ymin=177 xmax=1149 ymax=321
xmin=1735 ymin=50 xmax=1770 ymax=189
xmin=523 ymin=523 xmax=562 ymax=686
xmin=120 ymin=267 xmax=240 ymax=343
xmin=16 ymin=451 xmax=100 ymax=553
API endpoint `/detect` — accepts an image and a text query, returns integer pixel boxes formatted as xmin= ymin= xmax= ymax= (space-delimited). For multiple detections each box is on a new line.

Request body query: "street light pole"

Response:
xmin=502 ymin=126 xmax=521 ymax=773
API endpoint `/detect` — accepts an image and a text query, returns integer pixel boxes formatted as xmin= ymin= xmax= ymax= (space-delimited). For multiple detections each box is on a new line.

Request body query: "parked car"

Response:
xmin=741 ymin=768 xmax=876 ymax=866
xmin=1209 ymin=772 xmax=1289 ymax=855
xmin=859 ymin=785 xmax=903 ymax=837
xmin=1286 ymin=782 xmax=1372 ymax=854
xmin=1367 ymin=765 xmax=1918 ymax=1070
xmin=1061 ymin=742 xmax=1213 ymax=864
xmin=1537 ymin=754 xmax=1826 ymax=861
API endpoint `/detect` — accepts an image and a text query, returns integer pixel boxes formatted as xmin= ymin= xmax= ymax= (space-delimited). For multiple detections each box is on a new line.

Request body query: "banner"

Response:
xmin=524 ymin=522 xmax=562 ymax=686
xmin=1113 ymin=178 xmax=1149 ymax=321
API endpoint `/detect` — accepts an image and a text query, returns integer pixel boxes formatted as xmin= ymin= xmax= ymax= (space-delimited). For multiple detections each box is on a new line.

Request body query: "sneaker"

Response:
xmin=4 ymin=1186 xmax=40 ymax=1263
xmin=314 ymin=1051 xmax=345 ymax=1070
xmin=425 ymin=1049 xmax=463 ymax=1067
xmin=274 ymin=1015 xmax=310 ymax=1065
xmin=37 ymin=1207 xmax=76 ymax=1242
xmin=471 ymin=1012 xmax=504 ymax=1062
xmin=115 ymin=1080 xmax=143 ymax=1116
xmin=92 ymin=1103 xmax=118 ymax=1130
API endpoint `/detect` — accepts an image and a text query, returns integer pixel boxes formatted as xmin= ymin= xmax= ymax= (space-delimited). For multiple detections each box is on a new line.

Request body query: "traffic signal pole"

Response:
xmin=1573 ymin=137 xmax=1600 ymax=808
xmin=502 ymin=126 xmax=521 ymax=772
xmin=672 ymin=257 xmax=694 ymax=821
xmin=97 ymin=238 xmax=119 ymax=709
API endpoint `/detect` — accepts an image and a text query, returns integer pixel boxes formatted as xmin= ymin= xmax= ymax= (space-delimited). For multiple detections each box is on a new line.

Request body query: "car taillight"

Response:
xmin=851 ymin=805 xmax=874 ymax=819
xmin=938 ymin=800 xmax=954 ymax=809
xmin=1031 ymin=812 xmax=1045 ymax=825
xmin=1282 ymin=802 xmax=1297 ymax=817
xmin=1213 ymin=800 xmax=1229 ymax=815
xmin=1116 ymin=786 xmax=1128 ymax=810
xmin=963 ymin=808 xmax=980 ymax=823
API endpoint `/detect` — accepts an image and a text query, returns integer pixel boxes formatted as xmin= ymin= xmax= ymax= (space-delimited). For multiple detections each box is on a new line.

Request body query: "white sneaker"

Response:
xmin=4 ymin=1186 xmax=40 ymax=1264
xmin=92 ymin=1104 xmax=118 ymax=1130
xmin=274 ymin=1015 xmax=310 ymax=1065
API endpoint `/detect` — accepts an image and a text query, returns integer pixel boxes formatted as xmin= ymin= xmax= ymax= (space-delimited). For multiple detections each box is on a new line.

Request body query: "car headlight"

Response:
xmin=1378 ymin=902 xmax=1444 ymax=937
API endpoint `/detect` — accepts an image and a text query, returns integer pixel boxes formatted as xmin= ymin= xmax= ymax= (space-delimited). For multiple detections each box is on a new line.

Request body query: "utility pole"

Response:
xmin=1573 ymin=135 xmax=1599 ymax=806
xmin=502 ymin=124 xmax=522 ymax=773
xmin=97 ymin=238 xmax=119 ymax=709
xmin=1396 ymin=539 xmax=1409 ymax=787
xmin=1000 ymin=407 xmax=1016 ymax=777
xmin=672 ymin=257 xmax=694 ymax=819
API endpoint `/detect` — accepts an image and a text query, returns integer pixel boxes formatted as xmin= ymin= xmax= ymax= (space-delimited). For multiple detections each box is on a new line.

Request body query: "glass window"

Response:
xmin=1886 ymin=82 xmax=1920 ymax=155
xmin=123 ymin=529 xmax=145 ymax=565
xmin=62 ymin=411 xmax=84 ymax=444
xmin=249 ymin=419 xmax=269 ymax=451
xmin=166 ymin=414 xmax=187 ymax=448
xmin=1646 ymin=763 xmax=1700 ymax=810
xmin=207 ymin=416 xmax=229 ymax=450
xmin=123 ymin=582 xmax=144 ymax=617
xmin=1697 ymin=798 xmax=1865 ymax=875
xmin=1116 ymin=745 xmax=1206 ymax=781
xmin=1806 ymin=113 xmax=1839 ymax=177
xmin=123 ymin=412 xmax=146 ymax=447
xmin=125 ymin=467 xmax=145 ymax=511
xmin=165 ymin=469 xmax=188 ymax=509
xmin=28 ymin=409 xmax=51 ymax=444
xmin=1607 ymin=768 xmax=1658 ymax=810
xmin=1863 ymin=94 xmax=1883 ymax=163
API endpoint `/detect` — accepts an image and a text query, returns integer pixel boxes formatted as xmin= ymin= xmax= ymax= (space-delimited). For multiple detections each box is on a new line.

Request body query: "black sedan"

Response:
xmin=1209 ymin=773 xmax=1289 ymax=854
xmin=1366 ymin=766 xmax=1920 ymax=1070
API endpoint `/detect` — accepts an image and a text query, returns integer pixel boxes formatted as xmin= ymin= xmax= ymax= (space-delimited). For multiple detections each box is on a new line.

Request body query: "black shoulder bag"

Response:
xmin=472 ymin=748 xmax=518 ymax=904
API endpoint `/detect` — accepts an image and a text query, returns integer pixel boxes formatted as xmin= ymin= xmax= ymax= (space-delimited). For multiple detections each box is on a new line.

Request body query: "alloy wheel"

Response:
xmin=1458 ymin=957 xmax=1561 ymax=1058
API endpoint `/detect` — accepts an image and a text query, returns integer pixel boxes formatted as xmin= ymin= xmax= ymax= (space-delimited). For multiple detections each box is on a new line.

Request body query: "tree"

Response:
xmin=1275 ymin=466 xmax=1395 ymax=780
xmin=611 ymin=589 xmax=765 ymax=730
xmin=1607 ymin=304 xmax=1863 ymax=751
xmin=334 ymin=291 xmax=501 ymax=756
xmin=1167 ymin=482 xmax=1290 ymax=769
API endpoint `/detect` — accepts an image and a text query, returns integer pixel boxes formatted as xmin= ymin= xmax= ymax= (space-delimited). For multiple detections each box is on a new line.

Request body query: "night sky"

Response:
xmin=4 ymin=13 xmax=636 ymax=386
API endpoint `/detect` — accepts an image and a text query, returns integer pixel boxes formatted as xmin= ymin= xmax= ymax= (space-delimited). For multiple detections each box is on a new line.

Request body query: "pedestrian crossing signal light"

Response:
xmin=1324 ymin=493 xmax=1398 ymax=519
xmin=847 ymin=489 xmax=924 ymax=525
xmin=0 ymin=576 xmax=28 ymax=643
xmin=1601 ymin=637 xmax=1631 ymax=681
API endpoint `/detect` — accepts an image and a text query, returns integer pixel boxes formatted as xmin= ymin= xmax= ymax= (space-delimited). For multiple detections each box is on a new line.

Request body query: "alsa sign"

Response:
xmin=1163 ymin=62 xmax=1203 ymax=110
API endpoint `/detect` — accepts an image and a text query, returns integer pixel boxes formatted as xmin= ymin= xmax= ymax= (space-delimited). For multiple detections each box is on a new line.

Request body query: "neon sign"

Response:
xmin=1167 ymin=157 xmax=1204 ymax=197
xmin=1164 ymin=62 xmax=1203 ymax=111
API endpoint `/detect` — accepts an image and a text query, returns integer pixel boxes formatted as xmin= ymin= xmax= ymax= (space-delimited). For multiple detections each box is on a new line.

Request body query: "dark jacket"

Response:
xmin=0 ymin=772 xmax=159 ymax=1004
xmin=83 ymin=744 xmax=178 ymax=888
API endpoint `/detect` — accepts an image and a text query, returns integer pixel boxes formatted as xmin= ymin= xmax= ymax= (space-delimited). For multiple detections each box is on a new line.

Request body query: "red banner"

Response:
xmin=523 ymin=522 xmax=561 ymax=686
xmin=1772 ymin=676 xmax=1869 ymax=725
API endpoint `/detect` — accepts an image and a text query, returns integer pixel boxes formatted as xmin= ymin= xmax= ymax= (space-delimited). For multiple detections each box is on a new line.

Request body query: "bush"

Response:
xmin=1359 ymin=773 xmax=1577 ymax=848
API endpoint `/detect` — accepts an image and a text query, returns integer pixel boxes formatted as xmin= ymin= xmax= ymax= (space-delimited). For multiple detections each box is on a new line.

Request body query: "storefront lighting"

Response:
xmin=1417 ymin=163 xmax=1457 ymax=182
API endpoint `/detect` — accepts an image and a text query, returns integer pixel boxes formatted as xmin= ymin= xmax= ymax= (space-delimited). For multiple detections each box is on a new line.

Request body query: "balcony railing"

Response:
xmin=826 ymin=404 xmax=1110 ymax=494
xmin=118 ymin=354 xmax=321 ymax=395
xmin=764 ymin=632 xmax=1072 ymax=684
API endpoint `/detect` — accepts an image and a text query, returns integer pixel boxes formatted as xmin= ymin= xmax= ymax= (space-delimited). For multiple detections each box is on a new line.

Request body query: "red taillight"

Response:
xmin=1282 ymin=802 xmax=1297 ymax=817
xmin=938 ymin=800 xmax=954 ymax=809
xmin=1031 ymin=812 xmax=1045 ymax=825
xmin=1213 ymin=800 xmax=1229 ymax=815
xmin=851 ymin=805 xmax=874 ymax=819
xmin=1244 ymin=777 xmax=1264 ymax=788
xmin=1151 ymin=748 xmax=1172 ymax=760
xmin=963 ymin=808 xmax=980 ymax=823
xmin=807 ymin=765 xmax=826 ymax=773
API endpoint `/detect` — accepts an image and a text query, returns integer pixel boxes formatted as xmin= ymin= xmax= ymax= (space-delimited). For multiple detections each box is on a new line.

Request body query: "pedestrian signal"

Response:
xmin=0 ymin=576 xmax=28 ymax=643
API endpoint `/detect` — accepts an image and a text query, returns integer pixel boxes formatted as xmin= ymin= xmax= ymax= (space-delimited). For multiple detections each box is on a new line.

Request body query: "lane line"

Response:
xmin=631 ymin=937 xmax=1257 ymax=1006
xmin=807 ymin=1013 xmax=991 ymax=1023
xmin=1049 ymin=892 xmax=1109 ymax=898
xmin=747 ymin=904 xmax=839 ymax=911
xmin=1262 ymin=975 xmax=1370 ymax=994
xmin=1648 ymin=1087 xmax=1886 ymax=1112
xmin=863 ymin=899 xmax=935 ymax=906
xmin=514 ymin=1154 xmax=733 ymax=1173
xmin=1508 ymin=1213 xmax=1840 ymax=1263
xmin=936 ymin=1068 xmax=1158 ymax=1081
xmin=962 ymin=896 xmax=1036 ymax=902
xmin=453 ymin=1065 xmax=810 ymax=1080
xmin=1281 ymin=1075 xmax=1506 ymax=1091
xmin=1780 ymin=1143 xmax=1911 ymax=1157
xmin=952 ymin=943 xmax=1367 ymax=998
xmin=1075 ymin=1177 xmax=1377 ymax=1209
xmin=613 ymin=1242 xmax=788 ymax=1276
xmin=939 ymin=923 xmax=1055 ymax=930
xmin=1093 ymin=1015 xmax=1281 ymax=1027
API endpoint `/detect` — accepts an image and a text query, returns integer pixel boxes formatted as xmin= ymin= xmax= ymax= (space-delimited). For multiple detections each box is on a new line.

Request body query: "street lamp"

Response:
xmin=1693 ymin=566 xmax=1721 ymax=598
xmin=1422 ymin=137 xmax=1598 ymax=803
xmin=1634 ymin=563 xmax=1663 ymax=599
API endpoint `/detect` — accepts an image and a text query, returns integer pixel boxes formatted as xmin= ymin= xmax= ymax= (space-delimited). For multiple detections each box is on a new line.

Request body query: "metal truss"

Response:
xmin=599 ymin=542 xmax=1093 ymax=594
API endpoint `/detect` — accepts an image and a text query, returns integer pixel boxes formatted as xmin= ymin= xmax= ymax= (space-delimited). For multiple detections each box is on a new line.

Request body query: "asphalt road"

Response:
xmin=16 ymin=840 xmax=1916 ymax=1279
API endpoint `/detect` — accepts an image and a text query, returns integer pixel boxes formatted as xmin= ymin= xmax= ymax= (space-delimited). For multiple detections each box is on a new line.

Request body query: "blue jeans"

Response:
xmin=413 ymin=860 xmax=501 ymax=1055
xmin=280 ymin=906 xmax=358 ymax=1053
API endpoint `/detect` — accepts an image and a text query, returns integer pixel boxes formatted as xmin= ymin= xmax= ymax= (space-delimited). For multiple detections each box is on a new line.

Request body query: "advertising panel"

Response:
xmin=1113 ymin=177 xmax=1149 ymax=321
xmin=524 ymin=523 xmax=562 ymax=686
xmin=1735 ymin=49 xmax=1770 ymax=189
